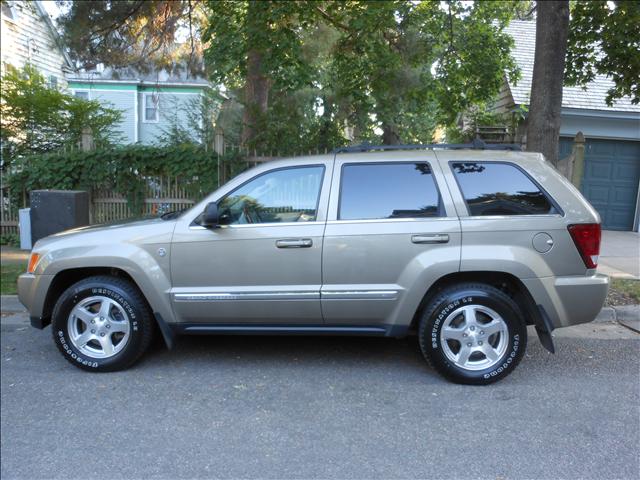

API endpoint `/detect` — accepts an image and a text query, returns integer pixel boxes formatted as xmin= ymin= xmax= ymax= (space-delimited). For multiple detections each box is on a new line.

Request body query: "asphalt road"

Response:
xmin=1 ymin=309 xmax=639 ymax=480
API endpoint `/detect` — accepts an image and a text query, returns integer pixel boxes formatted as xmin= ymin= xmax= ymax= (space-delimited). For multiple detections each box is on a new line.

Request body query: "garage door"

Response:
xmin=560 ymin=138 xmax=640 ymax=231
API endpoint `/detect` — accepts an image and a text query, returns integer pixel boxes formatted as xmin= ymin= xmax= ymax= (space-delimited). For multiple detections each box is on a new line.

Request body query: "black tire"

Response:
xmin=418 ymin=283 xmax=527 ymax=385
xmin=51 ymin=275 xmax=154 ymax=372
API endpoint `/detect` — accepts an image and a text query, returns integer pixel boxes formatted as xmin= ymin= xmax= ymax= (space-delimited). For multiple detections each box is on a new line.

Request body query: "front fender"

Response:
xmin=37 ymin=243 xmax=175 ymax=326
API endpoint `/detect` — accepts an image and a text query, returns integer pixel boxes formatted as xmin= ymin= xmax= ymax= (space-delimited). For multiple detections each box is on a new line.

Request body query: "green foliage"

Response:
xmin=0 ymin=64 xmax=123 ymax=162
xmin=203 ymin=0 xmax=315 ymax=92
xmin=203 ymin=0 xmax=523 ymax=147
xmin=7 ymin=145 xmax=244 ymax=214
xmin=57 ymin=0 xmax=206 ymax=76
xmin=0 ymin=233 xmax=19 ymax=247
xmin=1 ymin=264 xmax=23 ymax=294
xmin=566 ymin=1 xmax=640 ymax=105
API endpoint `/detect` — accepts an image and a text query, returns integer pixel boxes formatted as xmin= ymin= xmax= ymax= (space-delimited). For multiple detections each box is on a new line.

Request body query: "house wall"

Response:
xmin=138 ymin=89 xmax=203 ymax=145
xmin=68 ymin=83 xmax=206 ymax=145
xmin=1 ymin=1 xmax=68 ymax=86
xmin=68 ymin=84 xmax=138 ymax=144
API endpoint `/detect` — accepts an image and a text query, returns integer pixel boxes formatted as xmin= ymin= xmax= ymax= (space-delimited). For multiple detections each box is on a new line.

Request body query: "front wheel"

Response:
xmin=418 ymin=283 xmax=527 ymax=385
xmin=51 ymin=275 xmax=154 ymax=372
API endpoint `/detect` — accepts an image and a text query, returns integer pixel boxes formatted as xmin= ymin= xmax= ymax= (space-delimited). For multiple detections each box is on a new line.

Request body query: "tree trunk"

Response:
xmin=382 ymin=123 xmax=401 ymax=145
xmin=240 ymin=1 xmax=270 ymax=147
xmin=525 ymin=1 xmax=570 ymax=166
xmin=240 ymin=48 xmax=269 ymax=146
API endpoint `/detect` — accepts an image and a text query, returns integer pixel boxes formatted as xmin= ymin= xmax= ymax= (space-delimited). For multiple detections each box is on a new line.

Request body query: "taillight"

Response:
xmin=568 ymin=223 xmax=601 ymax=269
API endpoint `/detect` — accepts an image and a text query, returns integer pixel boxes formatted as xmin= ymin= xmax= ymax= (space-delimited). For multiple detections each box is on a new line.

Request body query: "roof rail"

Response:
xmin=333 ymin=139 xmax=522 ymax=153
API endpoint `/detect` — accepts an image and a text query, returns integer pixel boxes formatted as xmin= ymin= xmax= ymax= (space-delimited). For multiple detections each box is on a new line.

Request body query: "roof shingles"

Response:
xmin=505 ymin=20 xmax=638 ymax=113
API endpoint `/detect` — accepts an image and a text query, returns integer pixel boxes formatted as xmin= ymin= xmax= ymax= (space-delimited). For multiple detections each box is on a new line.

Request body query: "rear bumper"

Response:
xmin=523 ymin=274 xmax=609 ymax=329
xmin=17 ymin=273 xmax=54 ymax=329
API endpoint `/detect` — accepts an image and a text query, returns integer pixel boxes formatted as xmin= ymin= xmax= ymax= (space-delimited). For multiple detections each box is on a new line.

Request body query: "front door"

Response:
xmin=170 ymin=161 xmax=332 ymax=325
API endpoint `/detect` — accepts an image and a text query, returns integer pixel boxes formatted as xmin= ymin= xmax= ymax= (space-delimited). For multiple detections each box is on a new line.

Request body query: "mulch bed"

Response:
xmin=605 ymin=286 xmax=638 ymax=307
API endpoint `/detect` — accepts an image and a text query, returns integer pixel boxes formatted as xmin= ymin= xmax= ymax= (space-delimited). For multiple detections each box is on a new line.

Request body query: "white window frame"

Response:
xmin=1 ymin=2 xmax=18 ymax=24
xmin=143 ymin=92 xmax=160 ymax=123
xmin=72 ymin=89 xmax=90 ymax=100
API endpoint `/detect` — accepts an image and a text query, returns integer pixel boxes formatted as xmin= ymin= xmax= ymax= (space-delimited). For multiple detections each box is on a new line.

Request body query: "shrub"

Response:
xmin=7 ymin=145 xmax=245 ymax=214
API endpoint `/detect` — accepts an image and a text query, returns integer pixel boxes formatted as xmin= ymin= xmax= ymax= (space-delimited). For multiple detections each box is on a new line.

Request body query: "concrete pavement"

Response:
xmin=598 ymin=230 xmax=640 ymax=279
xmin=1 ymin=300 xmax=639 ymax=479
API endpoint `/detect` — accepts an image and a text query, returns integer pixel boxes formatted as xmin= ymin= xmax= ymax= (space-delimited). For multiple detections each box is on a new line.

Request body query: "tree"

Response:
xmin=202 ymin=0 xmax=315 ymax=147
xmin=56 ymin=0 xmax=206 ymax=76
xmin=324 ymin=1 xmax=522 ymax=144
xmin=525 ymin=0 xmax=569 ymax=166
xmin=0 ymin=64 xmax=122 ymax=164
xmin=566 ymin=1 xmax=640 ymax=105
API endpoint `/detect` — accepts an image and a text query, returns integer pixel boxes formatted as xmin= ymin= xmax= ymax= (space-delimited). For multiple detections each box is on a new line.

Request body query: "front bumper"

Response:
xmin=523 ymin=273 xmax=609 ymax=329
xmin=17 ymin=273 xmax=55 ymax=329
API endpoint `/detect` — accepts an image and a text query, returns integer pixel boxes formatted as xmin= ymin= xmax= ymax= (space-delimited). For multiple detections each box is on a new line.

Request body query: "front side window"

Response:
xmin=217 ymin=166 xmax=324 ymax=225
xmin=451 ymin=162 xmax=557 ymax=216
xmin=339 ymin=162 xmax=441 ymax=220
xmin=144 ymin=93 xmax=159 ymax=122
xmin=74 ymin=91 xmax=89 ymax=100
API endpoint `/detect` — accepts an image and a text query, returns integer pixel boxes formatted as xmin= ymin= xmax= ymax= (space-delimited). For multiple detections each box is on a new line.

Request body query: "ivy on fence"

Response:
xmin=6 ymin=145 xmax=247 ymax=214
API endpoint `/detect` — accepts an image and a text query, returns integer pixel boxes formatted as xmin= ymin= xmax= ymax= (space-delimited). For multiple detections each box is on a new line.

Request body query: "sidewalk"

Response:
xmin=598 ymin=230 xmax=640 ymax=279
xmin=0 ymin=246 xmax=28 ymax=266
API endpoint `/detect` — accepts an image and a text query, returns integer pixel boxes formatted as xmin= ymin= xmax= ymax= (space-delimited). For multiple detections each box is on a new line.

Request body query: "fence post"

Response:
xmin=570 ymin=132 xmax=586 ymax=189
xmin=81 ymin=127 xmax=95 ymax=152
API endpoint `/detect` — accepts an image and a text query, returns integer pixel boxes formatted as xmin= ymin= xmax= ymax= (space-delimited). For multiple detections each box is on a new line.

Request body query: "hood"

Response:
xmin=33 ymin=216 xmax=175 ymax=251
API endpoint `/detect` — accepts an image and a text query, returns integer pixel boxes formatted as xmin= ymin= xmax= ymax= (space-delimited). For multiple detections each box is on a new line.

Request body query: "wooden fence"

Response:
xmin=91 ymin=176 xmax=197 ymax=224
xmin=0 ymin=148 xmax=327 ymax=237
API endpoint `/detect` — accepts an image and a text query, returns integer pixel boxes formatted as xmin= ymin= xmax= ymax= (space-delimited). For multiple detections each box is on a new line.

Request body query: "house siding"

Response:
xmin=138 ymin=91 xmax=203 ymax=145
xmin=89 ymin=90 xmax=138 ymax=144
xmin=68 ymin=82 xmax=207 ymax=145
xmin=1 ymin=1 xmax=69 ymax=86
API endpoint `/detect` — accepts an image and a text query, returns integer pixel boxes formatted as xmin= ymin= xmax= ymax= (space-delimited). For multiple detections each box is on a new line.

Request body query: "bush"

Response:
xmin=7 ymin=145 xmax=245 ymax=214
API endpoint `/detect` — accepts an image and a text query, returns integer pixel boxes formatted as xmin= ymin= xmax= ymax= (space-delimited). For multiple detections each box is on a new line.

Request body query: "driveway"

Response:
xmin=1 ymin=304 xmax=638 ymax=479
xmin=598 ymin=230 xmax=640 ymax=279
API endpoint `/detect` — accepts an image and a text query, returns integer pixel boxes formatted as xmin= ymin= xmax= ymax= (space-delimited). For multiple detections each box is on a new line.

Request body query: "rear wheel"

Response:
xmin=418 ymin=283 xmax=527 ymax=385
xmin=51 ymin=275 xmax=154 ymax=372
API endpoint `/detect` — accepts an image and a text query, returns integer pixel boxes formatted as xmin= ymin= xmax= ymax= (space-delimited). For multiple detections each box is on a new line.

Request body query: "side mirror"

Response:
xmin=201 ymin=202 xmax=219 ymax=228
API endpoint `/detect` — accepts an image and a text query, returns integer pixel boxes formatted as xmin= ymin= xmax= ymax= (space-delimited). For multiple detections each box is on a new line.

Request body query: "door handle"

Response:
xmin=411 ymin=234 xmax=449 ymax=244
xmin=276 ymin=238 xmax=313 ymax=248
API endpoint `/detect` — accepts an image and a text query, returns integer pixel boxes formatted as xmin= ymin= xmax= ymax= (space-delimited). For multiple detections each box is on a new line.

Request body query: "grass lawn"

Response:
xmin=1 ymin=264 xmax=24 ymax=295
xmin=610 ymin=278 xmax=640 ymax=303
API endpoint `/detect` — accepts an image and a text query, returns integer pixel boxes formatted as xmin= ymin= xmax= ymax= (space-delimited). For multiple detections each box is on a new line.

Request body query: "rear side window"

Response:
xmin=339 ymin=162 xmax=441 ymax=220
xmin=451 ymin=162 xmax=557 ymax=216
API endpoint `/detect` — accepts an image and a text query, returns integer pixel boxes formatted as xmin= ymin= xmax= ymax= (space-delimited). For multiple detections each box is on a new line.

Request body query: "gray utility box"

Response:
xmin=30 ymin=190 xmax=90 ymax=244
xmin=19 ymin=208 xmax=32 ymax=250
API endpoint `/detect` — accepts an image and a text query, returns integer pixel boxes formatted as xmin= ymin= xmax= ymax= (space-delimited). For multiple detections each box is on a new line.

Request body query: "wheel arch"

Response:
xmin=41 ymin=266 xmax=174 ymax=338
xmin=410 ymin=271 xmax=541 ymax=331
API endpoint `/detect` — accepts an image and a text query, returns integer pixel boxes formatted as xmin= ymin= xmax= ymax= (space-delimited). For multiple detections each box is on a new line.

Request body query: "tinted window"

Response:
xmin=451 ymin=162 xmax=556 ymax=216
xmin=217 ymin=166 xmax=324 ymax=224
xmin=339 ymin=163 xmax=441 ymax=220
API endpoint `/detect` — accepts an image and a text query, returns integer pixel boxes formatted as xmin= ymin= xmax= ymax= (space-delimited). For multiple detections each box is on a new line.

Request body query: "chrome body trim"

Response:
xmin=174 ymin=289 xmax=400 ymax=302
xmin=320 ymin=290 xmax=399 ymax=300
xmin=174 ymin=292 xmax=320 ymax=302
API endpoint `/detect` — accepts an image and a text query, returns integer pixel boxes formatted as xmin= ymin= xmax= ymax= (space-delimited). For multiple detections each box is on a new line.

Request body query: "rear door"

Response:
xmin=321 ymin=151 xmax=462 ymax=331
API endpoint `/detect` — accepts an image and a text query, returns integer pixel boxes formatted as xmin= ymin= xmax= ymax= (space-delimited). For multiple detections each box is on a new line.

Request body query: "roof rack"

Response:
xmin=333 ymin=139 xmax=522 ymax=153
